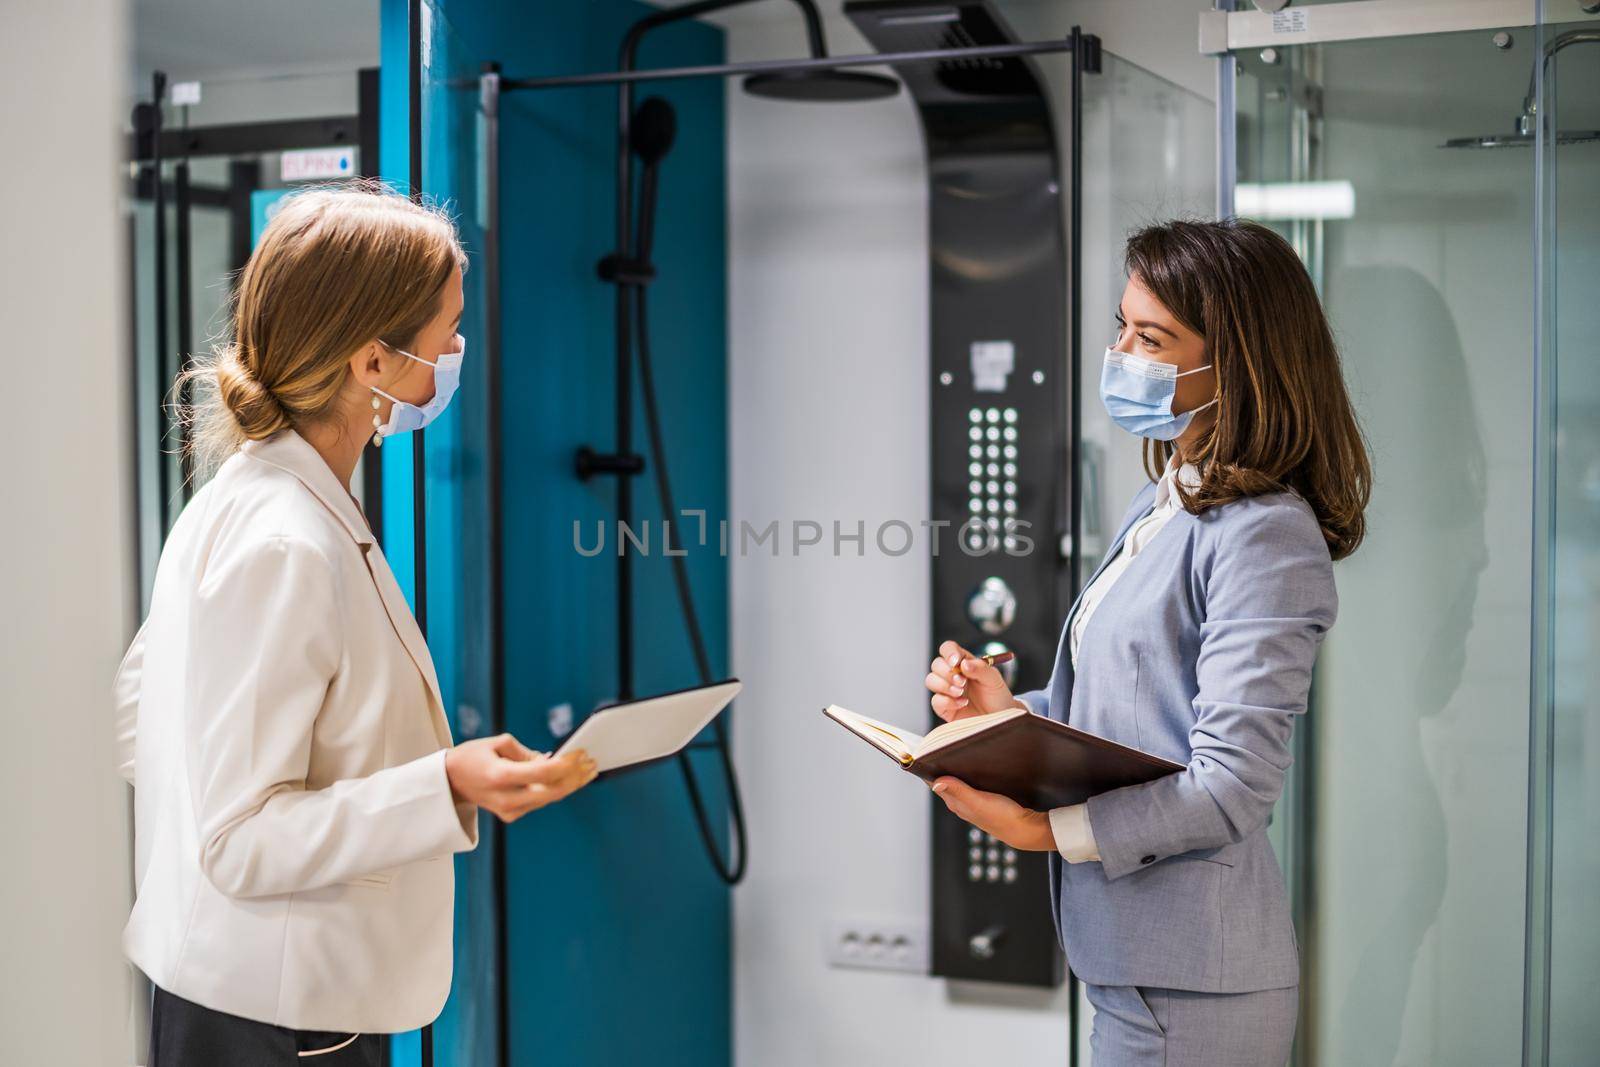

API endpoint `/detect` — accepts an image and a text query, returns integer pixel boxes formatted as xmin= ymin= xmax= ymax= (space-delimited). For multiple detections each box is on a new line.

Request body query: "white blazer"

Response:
xmin=114 ymin=429 xmax=478 ymax=1034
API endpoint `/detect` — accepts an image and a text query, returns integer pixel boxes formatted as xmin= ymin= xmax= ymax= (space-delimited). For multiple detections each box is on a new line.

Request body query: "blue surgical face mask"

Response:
xmin=370 ymin=337 xmax=464 ymax=445
xmin=1099 ymin=346 xmax=1216 ymax=442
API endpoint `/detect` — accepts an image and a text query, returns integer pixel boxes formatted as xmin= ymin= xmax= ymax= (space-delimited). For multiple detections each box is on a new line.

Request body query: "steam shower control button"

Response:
xmin=969 ymin=926 xmax=1005 ymax=960
xmin=967 ymin=576 xmax=1017 ymax=636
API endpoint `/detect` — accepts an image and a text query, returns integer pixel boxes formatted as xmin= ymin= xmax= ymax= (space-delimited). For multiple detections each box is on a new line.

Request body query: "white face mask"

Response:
xmin=369 ymin=337 xmax=465 ymax=446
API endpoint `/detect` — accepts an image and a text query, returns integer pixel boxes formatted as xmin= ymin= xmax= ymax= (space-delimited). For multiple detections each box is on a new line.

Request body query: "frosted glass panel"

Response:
xmin=1237 ymin=27 xmax=1537 ymax=1067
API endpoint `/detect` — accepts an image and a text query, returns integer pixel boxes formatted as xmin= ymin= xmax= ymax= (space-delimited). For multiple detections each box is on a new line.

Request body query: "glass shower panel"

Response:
xmin=1237 ymin=26 xmax=1538 ymax=1067
xmin=1072 ymin=51 xmax=1213 ymax=1065
xmin=1075 ymin=52 xmax=1214 ymax=588
xmin=126 ymin=68 xmax=374 ymax=607
xmin=416 ymin=3 xmax=497 ymax=1064
xmin=1536 ymin=13 xmax=1600 ymax=1063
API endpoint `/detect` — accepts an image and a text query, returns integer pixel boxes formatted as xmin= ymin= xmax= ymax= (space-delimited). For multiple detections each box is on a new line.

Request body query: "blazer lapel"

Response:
xmin=363 ymin=542 xmax=452 ymax=748
xmin=241 ymin=431 xmax=451 ymax=748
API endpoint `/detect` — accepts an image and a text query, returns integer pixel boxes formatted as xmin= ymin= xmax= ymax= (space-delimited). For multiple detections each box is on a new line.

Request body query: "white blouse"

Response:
xmin=1049 ymin=457 xmax=1199 ymax=863
xmin=1068 ymin=457 xmax=1199 ymax=669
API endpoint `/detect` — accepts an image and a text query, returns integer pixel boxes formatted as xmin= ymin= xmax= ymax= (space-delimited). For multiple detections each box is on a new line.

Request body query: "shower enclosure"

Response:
xmin=1207 ymin=1 xmax=1598 ymax=1063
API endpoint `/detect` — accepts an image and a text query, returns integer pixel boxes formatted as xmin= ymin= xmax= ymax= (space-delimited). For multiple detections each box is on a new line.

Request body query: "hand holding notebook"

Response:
xmin=823 ymin=703 xmax=1182 ymax=811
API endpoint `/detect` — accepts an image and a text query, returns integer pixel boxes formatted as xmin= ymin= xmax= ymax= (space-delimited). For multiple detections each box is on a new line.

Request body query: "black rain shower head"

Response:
xmin=742 ymin=67 xmax=901 ymax=102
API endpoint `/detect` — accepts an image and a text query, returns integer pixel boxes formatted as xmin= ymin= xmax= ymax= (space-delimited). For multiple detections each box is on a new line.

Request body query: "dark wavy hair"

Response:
xmin=1125 ymin=218 xmax=1371 ymax=560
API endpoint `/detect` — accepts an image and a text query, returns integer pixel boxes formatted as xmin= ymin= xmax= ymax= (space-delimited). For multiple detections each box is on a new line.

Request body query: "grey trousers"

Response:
xmin=1085 ymin=982 xmax=1298 ymax=1067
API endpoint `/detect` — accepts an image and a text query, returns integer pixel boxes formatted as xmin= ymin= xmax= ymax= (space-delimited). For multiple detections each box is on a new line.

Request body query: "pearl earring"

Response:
xmin=371 ymin=394 xmax=383 ymax=447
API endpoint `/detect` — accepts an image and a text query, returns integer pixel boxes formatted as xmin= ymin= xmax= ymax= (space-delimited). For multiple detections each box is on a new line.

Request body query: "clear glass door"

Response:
xmin=1233 ymin=22 xmax=1541 ymax=1066
xmin=125 ymin=68 xmax=372 ymax=608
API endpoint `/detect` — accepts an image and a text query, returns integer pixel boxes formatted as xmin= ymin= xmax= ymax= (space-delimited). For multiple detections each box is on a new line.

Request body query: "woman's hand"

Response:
xmin=925 ymin=639 xmax=1019 ymax=722
xmin=445 ymin=734 xmax=597 ymax=823
xmin=930 ymin=777 xmax=1055 ymax=852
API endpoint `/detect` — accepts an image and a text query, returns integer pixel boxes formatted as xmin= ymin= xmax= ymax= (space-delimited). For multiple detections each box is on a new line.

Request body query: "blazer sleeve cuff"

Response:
xmin=419 ymin=748 xmax=479 ymax=854
xmin=1048 ymin=803 xmax=1099 ymax=863
xmin=1014 ymin=689 xmax=1049 ymax=717
xmin=1084 ymin=787 xmax=1161 ymax=881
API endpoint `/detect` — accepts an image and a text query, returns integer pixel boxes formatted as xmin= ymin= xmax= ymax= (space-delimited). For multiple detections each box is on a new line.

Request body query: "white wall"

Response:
xmin=725 ymin=3 xmax=1215 ymax=1064
xmin=0 ymin=1 xmax=136 ymax=1063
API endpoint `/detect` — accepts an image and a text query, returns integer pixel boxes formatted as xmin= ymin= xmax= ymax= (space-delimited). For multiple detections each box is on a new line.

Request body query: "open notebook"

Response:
xmin=823 ymin=704 xmax=1183 ymax=810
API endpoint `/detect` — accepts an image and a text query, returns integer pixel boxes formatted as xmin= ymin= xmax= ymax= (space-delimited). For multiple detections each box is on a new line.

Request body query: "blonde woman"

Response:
xmin=113 ymin=186 xmax=595 ymax=1065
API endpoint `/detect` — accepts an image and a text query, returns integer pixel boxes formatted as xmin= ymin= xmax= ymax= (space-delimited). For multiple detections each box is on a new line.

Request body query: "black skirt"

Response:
xmin=148 ymin=986 xmax=387 ymax=1066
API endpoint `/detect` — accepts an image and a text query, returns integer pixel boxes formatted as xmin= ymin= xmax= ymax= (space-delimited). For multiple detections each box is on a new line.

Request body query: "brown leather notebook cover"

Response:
xmin=824 ymin=705 xmax=1183 ymax=810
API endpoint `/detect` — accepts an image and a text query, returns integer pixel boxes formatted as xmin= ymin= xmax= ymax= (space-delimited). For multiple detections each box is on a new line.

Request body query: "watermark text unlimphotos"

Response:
xmin=572 ymin=510 xmax=1036 ymax=558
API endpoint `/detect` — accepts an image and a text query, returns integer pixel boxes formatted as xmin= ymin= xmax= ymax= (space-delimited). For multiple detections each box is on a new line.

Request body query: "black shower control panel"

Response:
xmin=848 ymin=0 xmax=1072 ymax=989
xmin=927 ymin=354 xmax=1068 ymax=991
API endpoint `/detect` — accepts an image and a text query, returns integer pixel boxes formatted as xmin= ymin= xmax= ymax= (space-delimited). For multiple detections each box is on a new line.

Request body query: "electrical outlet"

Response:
xmin=826 ymin=918 xmax=928 ymax=974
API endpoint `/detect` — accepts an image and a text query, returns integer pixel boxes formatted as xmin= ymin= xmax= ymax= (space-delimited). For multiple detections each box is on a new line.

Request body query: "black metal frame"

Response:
xmin=150 ymin=72 xmax=171 ymax=534
xmin=499 ymin=33 xmax=1081 ymax=92
xmin=358 ymin=66 xmax=386 ymax=534
xmin=409 ymin=5 xmax=433 ymax=1062
xmin=478 ymin=61 xmax=510 ymax=1067
xmin=175 ymin=160 xmax=195 ymax=494
xmin=1066 ymin=31 xmax=1097 ymax=1058
xmin=129 ymin=115 xmax=363 ymax=163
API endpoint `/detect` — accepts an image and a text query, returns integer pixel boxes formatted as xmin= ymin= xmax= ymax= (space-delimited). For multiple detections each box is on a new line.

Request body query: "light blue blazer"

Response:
xmin=1015 ymin=478 xmax=1336 ymax=994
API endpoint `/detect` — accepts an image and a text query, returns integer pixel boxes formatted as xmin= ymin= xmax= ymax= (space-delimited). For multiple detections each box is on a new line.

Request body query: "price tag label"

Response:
xmin=280 ymin=147 xmax=356 ymax=182
xmin=1272 ymin=10 xmax=1309 ymax=35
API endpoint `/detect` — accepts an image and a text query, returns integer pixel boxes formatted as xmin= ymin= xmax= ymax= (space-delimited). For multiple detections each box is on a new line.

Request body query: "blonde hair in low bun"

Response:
xmin=181 ymin=180 xmax=466 ymax=477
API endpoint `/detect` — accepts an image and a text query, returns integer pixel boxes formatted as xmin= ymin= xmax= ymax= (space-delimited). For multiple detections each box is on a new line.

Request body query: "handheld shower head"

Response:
xmin=631 ymin=97 xmax=678 ymax=165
